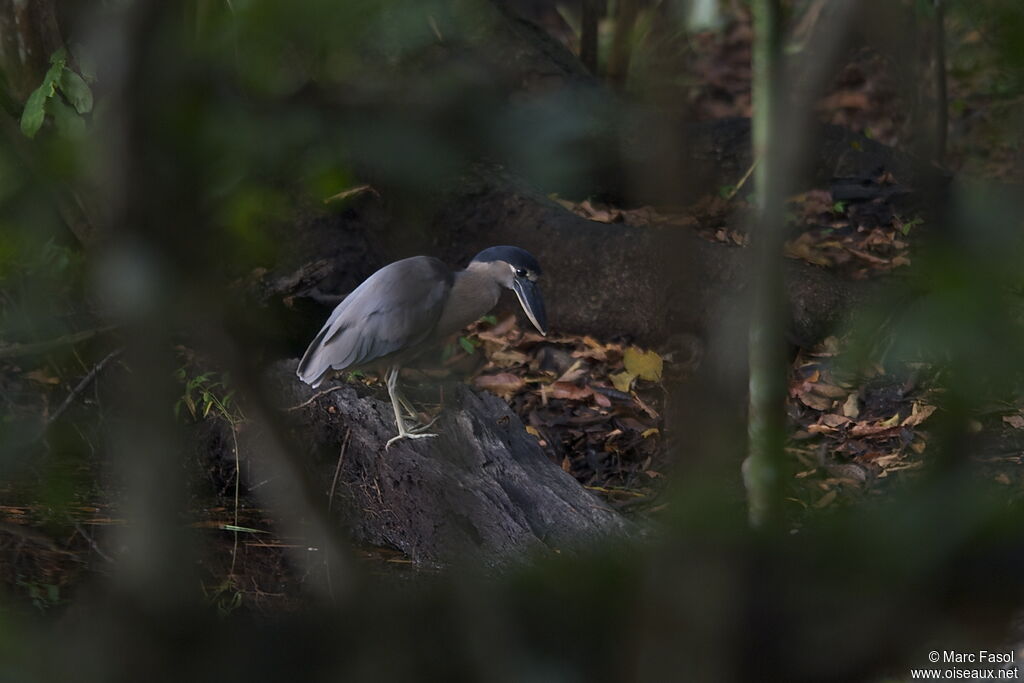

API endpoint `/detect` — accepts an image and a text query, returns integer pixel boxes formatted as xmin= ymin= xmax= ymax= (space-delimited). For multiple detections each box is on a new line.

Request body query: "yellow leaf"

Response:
xmin=525 ymin=426 xmax=540 ymax=438
xmin=610 ymin=371 xmax=635 ymax=393
xmin=641 ymin=428 xmax=659 ymax=438
xmin=623 ymin=347 xmax=663 ymax=382
xmin=878 ymin=412 xmax=901 ymax=428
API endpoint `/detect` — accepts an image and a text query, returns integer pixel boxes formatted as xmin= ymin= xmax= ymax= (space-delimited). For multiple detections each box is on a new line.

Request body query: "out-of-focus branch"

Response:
xmin=0 ymin=325 xmax=117 ymax=359
xmin=744 ymin=0 xmax=860 ymax=527
xmin=579 ymin=0 xmax=600 ymax=74
xmin=744 ymin=0 xmax=786 ymax=529
xmin=44 ymin=347 xmax=123 ymax=429
xmin=933 ymin=0 xmax=947 ymax=165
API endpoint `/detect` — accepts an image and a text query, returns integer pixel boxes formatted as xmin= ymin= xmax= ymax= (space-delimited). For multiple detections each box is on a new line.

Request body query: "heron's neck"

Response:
xmin=435 ymin=265 xmax=502 ymax=337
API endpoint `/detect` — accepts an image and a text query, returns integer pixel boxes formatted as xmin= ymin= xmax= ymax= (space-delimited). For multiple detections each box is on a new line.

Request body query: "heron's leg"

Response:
xmin=385 ymin=366 xmax=437 ymax=449
xmin=394 ymin=387 xmax=441 ymax=432
xmin=395 ymin=390 xmax=419 ymax=421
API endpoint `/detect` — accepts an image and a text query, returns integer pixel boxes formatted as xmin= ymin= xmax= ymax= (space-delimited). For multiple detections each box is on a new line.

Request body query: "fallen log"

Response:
xmin=251 ymin=360 xmax=633 ymax=567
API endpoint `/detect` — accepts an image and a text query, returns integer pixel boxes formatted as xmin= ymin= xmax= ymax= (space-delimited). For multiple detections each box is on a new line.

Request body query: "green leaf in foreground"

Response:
xmin=19 ymin=85 xmax=49 ymax=138
xmin=59 ymin=68 xmax=93 ymax=114
xmin=458 ymin=336 xmax=476 ymax=354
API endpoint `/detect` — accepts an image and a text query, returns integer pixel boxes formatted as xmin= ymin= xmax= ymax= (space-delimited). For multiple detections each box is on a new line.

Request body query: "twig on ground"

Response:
xmin=325 ymin=428 xmax=351 ymax=602
xmin=328 ymin=429 xmax=351 ymax=514
xmin=285 ymin=386 xmax=343 ymax=412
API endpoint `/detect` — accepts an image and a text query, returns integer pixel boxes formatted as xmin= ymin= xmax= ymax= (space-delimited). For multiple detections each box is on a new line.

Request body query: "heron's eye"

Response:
xmin=515 ymin=268 xmax=527 ymax=277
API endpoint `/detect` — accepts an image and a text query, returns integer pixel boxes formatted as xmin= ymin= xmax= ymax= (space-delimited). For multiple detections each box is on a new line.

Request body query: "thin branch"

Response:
xmin=328 ymin=428 xmax=352 ymax=514
xmin=933 ymin=0 xmax=948 ymax=165
xmin=72 ymin=521 xmax=114 ymax=564
xmin=726 ymin=156 xmax=760 ymax=201
xmin=0 ymin=325 xmax=117 ymax=359
xmin=285 ymin=386 xmax=343 ymax=412
xmin=45 ymin=347 xmax=124 ymax=428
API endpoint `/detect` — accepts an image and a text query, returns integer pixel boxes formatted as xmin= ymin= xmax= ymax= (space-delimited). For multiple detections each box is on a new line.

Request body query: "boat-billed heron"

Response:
xmin=296 ymin=246 xmax=547 ymax=447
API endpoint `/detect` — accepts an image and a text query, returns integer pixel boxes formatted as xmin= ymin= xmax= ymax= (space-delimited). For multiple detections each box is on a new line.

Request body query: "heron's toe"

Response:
xmin=385 ymin=432 xmax=438 ymax=449
xmin=408 ymin=416 xmax=440 ymax=433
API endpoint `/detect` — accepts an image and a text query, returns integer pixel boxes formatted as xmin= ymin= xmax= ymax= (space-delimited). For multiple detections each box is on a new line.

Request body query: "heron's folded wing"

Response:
xmin=296 ymin=256 xmax=452 ymax=385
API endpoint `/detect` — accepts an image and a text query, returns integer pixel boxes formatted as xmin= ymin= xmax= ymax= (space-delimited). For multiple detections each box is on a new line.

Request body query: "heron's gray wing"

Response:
xmin=296 ymin=256 xmax=452 ymax=386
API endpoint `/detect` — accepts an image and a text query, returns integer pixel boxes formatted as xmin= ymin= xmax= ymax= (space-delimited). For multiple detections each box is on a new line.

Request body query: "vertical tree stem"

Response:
xmin=580 ymin=0 xmax=600 ymax=74
xmin=933 ymin=0 xmax=948 ymax=165
xmin=745 ymin=0 xmax=787 ymax=528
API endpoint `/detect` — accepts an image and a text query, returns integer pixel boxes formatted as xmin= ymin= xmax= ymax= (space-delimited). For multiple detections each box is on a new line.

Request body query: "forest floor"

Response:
xmin=2 ymin=8 xmax=1024 ymax=617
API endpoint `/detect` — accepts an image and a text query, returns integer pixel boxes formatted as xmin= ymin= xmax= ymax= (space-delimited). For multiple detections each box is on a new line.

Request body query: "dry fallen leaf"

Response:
xmin=799 ymin=392 xmax=834 ymax=411
xmin=623 ymin=347 xmax=663 ymax=382
xmin=1002 ymin=414 xmax=1024 ymax=429
xmin=556 ymin=360 xmax=588 ymax=384
xmin=842 ymin=392 xmax=860 ymax=418
xmin=901 ymin=402 xmax=936 ymax=428
xmin=550 ymin=382 xmax=593 ymax=400
xmin=489 ymin=349 xmax=531 ymax=366
xmin=473 ymin=373 xmax=525 ymax=396
xmin=810 ymin=382 xmax=847 ymax=399
xmin=610 ymin=371 xmax=635 ymax=393
xmin=25 ymin=369 xmax=60 ymax=385
xmin=814 ymin=490 xmax=838 ymax=509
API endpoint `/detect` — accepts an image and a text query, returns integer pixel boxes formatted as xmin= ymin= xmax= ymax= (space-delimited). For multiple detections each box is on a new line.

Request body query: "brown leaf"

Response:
xmin=633 ymin=393 xmax=660 ymax=420
xmin=489 ymin=349 xmax=530 ymax=366
xmin=25 ymin=369 xmax=60 ymax=385
xmin=476 ymin=315 xmax=518 ymax=343
xmin=799 ymin=392 xmax=834 ymax=411
xmin=849 ymin=420 xmax=901 ymax=438
xmin=813 ymin=490 xmax=838 ymax=509
xmin=473 ymin=373 xmax=525 ymax=396
xmin=901 ymin=403 xmax=936 ymax=428
xmin=1002 ymin=414 xmax=1024 ymax=429
xmin=809 ymin=382 xmax=847 ymax=399
xmin=842 ymin=392 xmax=860 ymax=418
xmin=323 ymin=183 xmax=378 ymax=204
xmin=785 ymin=233 xmax=831 ymax=266
xmin=845 ymin=246 xmax=889 ymax=265
xmin=550 ymin=382 xmax=592 ymax=400
xmin=820 ymin=413 xmax=851 ymax=428
xmin=556 ymin=360 xmax=588 ymax=384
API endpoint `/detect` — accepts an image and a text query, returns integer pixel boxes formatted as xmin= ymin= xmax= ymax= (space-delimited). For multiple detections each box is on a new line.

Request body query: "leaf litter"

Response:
xmin=450 ymin=315 xmax=673 ymax=510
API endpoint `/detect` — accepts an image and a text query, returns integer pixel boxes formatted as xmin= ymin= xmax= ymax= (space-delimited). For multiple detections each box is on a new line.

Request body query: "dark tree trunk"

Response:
xmin=241 ymin=361 xmax=633 ymax=566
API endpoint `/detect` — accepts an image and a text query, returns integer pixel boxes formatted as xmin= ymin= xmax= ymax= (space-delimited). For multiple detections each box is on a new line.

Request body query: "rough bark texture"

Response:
xmin=252 ymin=360 xmax=632 ymax=567
xmin=262 ymin=117 xmax=934 ymax=355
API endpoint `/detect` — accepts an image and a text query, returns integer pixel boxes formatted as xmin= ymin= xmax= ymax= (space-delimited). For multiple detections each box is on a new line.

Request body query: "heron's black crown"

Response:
xmin=470 ymin=246 xmax=542 ymax=275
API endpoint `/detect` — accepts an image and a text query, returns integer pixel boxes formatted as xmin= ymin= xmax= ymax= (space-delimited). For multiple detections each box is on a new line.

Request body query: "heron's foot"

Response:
xmin=385 ymin=431 xmax=438 ymax=449
xmin=407 ymin=415 xmax=440 ymax=434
